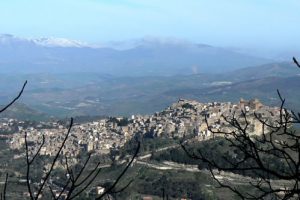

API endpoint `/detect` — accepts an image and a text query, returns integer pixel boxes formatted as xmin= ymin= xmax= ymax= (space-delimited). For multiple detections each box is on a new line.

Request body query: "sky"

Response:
xmin=0 ymin=0 xmax=300 ymax=54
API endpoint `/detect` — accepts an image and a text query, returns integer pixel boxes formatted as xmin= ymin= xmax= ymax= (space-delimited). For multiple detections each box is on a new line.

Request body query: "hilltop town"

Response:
xmin=5 ymin=98 xmax=281 ymax=161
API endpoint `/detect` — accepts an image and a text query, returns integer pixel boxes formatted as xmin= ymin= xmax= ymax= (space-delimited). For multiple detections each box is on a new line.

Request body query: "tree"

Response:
xmin=182 ymin=58 xmax=300 ymax=199
xmin=0 ymin=81 xmax=140 ymax=199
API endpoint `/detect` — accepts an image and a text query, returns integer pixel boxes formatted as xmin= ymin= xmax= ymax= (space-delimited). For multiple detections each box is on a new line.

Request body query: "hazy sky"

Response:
xmin=0 ymin=0 xmax=299 ymax=51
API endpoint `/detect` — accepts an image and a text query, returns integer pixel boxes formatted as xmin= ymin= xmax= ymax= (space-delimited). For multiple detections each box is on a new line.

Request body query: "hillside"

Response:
xmin=1 ymin=60 xmax=299 ymax=118
xmin=0 ymin=103 xmax=49 ymax=121
xmin=224 ymin=61 xmax=299 ymax=81
xmin=164 ymin=75 xmax=300 ymax=109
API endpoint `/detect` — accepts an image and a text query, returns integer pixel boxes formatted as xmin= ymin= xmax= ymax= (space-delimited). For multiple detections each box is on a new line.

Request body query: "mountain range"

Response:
xmin=0 ymin=34 xmax=299 ymax=119
xmin=0 ymin=34 xmax=272 ymax=76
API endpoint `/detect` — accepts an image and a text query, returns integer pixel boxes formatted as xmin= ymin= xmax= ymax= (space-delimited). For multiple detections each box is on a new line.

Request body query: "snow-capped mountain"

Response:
xmin=32 ymin=37 xmax=89 ymax=48
xmin=0 ymin=34 xmax=273 ymax=75
xmin=0 ymin=34 xmax=93 ymax=48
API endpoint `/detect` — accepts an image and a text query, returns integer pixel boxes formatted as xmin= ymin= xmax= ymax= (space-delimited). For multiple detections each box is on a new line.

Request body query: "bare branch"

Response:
xmin=293 ymin=57 xmax=300 ymax=68
xmin=65 ymin=154 xmax=102 ymax=200
xmin=110 ymin=179 xmax=134 ymax=194
xmin=1 ymin=174 xmax=8 ymax=200
xmin=34 ymin=118 xmax=73 ymax=200
xmin=0 ymin=80 xmax=27 ymax=113
xmin=96 ymin=142 xmax=140 ymax=199
xmin=25 ymin=132 xmax=34 ymax=200
xmin=182 ymin=77 xmax=300 ymax=199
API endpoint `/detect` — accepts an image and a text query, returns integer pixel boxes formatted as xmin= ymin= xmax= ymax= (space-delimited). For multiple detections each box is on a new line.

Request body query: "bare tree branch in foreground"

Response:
xmin=0 ymin=80 xmax=139 ymax=199
xmin=182 ymin=58 xmax=300 ymax=199
xmin=0 ymin=174 xmax=8 ymax=200
xmin=0 ymin=80 xmax=27 ymax=113
xmin=0 ymin=81 xmax=27 ymax=200
xmin=293 ymin=57 xmax=300 ymax=68
xmin=24 ymin=117 xmax=140 ymax=199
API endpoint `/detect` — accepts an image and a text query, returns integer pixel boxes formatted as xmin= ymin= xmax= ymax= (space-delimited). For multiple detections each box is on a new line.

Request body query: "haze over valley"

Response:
xmin=1 ymin=0 xmax=300 ymax=199
xmin=0 ymin=35 xmax=299 ymax=119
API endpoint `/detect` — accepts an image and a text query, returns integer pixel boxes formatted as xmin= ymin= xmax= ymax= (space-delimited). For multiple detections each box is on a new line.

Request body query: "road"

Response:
xmin=99 ymin=143 xmax=292 ymax=189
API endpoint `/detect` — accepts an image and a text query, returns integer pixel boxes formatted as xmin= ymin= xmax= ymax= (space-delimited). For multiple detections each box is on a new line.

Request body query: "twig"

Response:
xmin=0 ymin=81 xmax=27 ymax=113
xmin=96 ymin=142 xmax=140 ymax=199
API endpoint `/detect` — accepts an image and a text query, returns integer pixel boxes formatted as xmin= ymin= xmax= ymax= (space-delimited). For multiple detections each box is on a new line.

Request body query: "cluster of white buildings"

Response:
xmin=7 ymin=98 xmax=281 ymax=161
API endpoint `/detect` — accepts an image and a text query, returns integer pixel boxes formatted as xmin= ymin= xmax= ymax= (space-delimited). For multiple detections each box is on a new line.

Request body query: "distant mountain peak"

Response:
xmin=0 ymin=34 xmax=96 ymax=48
xmin=32 ymin=37 xmax=90 ymax=48
xmin=0 ymin=33 xmax=273 ymax=75
xmin=104 ymin=37 xmax=211 ymax=50
xmin=0 ymin=34 xmax=28 ymax=44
